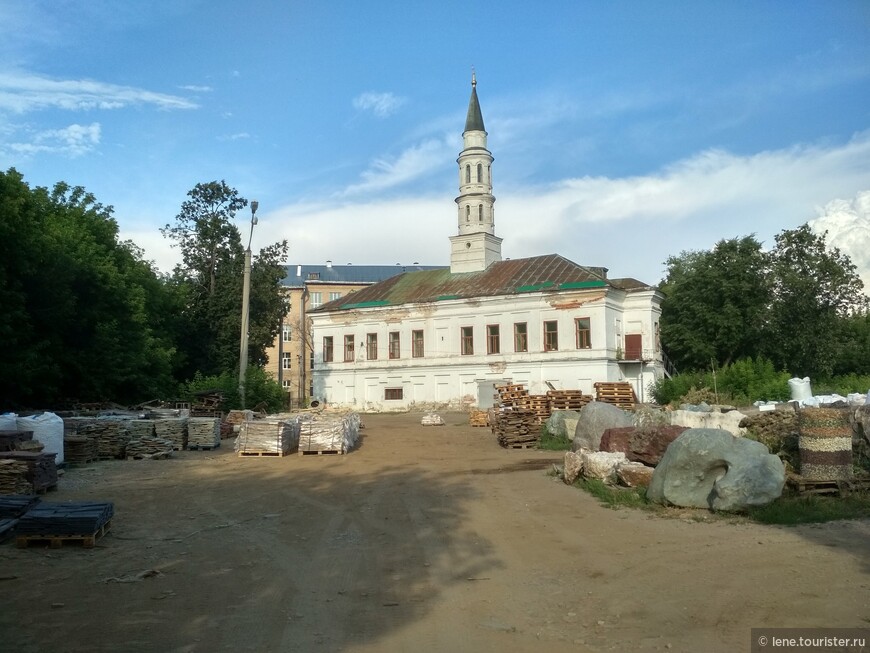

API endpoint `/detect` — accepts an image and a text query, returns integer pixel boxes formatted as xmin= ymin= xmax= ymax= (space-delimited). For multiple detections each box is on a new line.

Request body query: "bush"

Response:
xmin=179 ymin=367 xmax=285 ymax=412
xmin=651 ymin=357 xmax=790 ymax=406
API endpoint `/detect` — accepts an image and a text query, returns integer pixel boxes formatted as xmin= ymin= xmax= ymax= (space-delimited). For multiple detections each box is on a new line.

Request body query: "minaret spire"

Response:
xmin=449 ymin=74 xmax=503 ymax=273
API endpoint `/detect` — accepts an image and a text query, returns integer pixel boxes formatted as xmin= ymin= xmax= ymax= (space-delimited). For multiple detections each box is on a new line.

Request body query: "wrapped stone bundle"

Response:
xmin=297 ymin=413 xmax=360 ymax=454
xmin=236 ymin=420 xmax=298 ymax=454
xmin=797 ymin=408 xmax=852 ymax=480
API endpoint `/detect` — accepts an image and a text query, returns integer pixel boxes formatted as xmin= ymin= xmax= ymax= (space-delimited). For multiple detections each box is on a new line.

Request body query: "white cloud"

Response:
xmin=219 ymin=132 xmax=251 ymax=141
xmin=809 ymin=190 xmax=870 ymax=292
xmin=0 ymin=72 xmax=198 ymax=113
xmin=352 ymin=91 xmax=406 ymax=118
xmin=7 ymin=122 xmax=101 ymax=157
xmin=258 ymin=132 xmax=870 ymax=287
xmin=341 ymin=137 xmax=453 ymax=196
xmin=179 ymin=84 xmax=213 ymax=93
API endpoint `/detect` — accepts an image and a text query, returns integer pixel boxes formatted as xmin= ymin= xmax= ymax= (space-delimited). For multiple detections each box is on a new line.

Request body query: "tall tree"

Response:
xmin=765 ymin=224 xmax=868 ymax=377
xmin=659 ymin=236 xmax=770 ymax=371
xmin=0 ymin=169 xmax=178 ymax=407
xmin=162 ymin=181 xmax=288 ymax=378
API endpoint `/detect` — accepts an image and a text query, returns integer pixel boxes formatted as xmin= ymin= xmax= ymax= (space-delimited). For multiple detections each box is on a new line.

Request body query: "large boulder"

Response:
xmin=580 ymin=451 xmax=627 ymax=484
xmin=545 ymin=410 xmax=581 ymax=440
xmin=647 ymin=428 xmax=785 ymax=511
xmin=573 ymin=402 xmax=633 ymax=452
xmin=600 ymin=425 xmax=688 ymax=466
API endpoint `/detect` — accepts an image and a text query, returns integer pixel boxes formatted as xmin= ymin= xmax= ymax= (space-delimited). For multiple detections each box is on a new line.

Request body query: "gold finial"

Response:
xmin=471 ymin=66 xmax=476 ymax=88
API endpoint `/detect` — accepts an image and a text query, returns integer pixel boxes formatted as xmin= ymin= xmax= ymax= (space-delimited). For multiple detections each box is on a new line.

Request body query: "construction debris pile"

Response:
xmin=421 ymin=413 xmax=445 ymax=426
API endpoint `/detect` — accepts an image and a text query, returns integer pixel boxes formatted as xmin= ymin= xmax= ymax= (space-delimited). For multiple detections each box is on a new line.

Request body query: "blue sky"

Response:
xmin=2 ymin=1 xmax=869 ymax=286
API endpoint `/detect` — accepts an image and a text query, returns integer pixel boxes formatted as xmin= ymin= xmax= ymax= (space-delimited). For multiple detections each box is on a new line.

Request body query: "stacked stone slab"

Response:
xmin=797 ymin=408 xmax=852 ymax=480
xmin=153 ymin=418 xmax=188 ymax=450
xmin=79 ymin=420 xmax=131 ymax=459
xmin=126 ymin=436 xmax=175 ymax=459
xmin=187 ymin=417 xmax=220 ymax=449
xmin=236 ymin=420 xmax=298 ymax=454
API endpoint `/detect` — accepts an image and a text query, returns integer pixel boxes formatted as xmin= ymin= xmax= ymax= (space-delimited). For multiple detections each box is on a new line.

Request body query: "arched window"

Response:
xmin=477 ymin=163 xmax=482 ymax=182
xmin=466 ymin=206 xmax=470 ymax=221
xmin=478 ymin=205 xmax=483 ymax=221
xmin=465 ymin=165 xmax=470 ymax=183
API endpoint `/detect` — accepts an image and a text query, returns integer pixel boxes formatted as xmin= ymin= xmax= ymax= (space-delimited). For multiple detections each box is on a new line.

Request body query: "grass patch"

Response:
xmin=746 ymin=492 xmax=870 ymax=525
xmin=573 ymin=477 xmax=657 ymax=511
xmin=538 ymin=430 xmax=572 ymax=451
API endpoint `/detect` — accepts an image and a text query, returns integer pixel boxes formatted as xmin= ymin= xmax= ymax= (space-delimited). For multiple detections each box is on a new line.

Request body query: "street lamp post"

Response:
xmin=238 ymin=200 xmax=258 ymax=408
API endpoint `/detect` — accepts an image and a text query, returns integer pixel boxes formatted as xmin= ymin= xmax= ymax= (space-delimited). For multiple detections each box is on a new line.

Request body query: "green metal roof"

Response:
xmin=312 ymin=254 xmax=638 ymax=313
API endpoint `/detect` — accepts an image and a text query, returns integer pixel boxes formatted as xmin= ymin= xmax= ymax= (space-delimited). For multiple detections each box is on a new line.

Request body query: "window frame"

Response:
xmin=309 ymin=291 xmax=322 ymax=309
xmin=343 ymin=335 xmax=355 ymax=362
xmin=461 ymin=326 xmax=474 ymax=356
xmin=385 ymin=388 xmax=403 ymax=401
xmin=323 ymin=336 xmax=334 ymax=363
xmin=282 ymin=324 xmax=292 ymax=342
xmin=281 ymin=352 xmax=292 ymax=370
xmin=575 ymin=317 xmax=591 ymax=350
xmin=366 ymin=333 xmax=378 ymax=360
xmin=486 ymin=324 xmax=500 ymax=354
xmin=412 ymin=329 xmax=424 ymax=358
xmin=513 ymin=322 xmax=528 ymax=352
xmin=388 ymin=331 xmax=400 ymax=359
xmin=544 ymin=320 xmax=559 ymax=352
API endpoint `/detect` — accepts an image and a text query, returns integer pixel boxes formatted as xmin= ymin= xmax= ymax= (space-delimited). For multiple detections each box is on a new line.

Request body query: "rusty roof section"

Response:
xmin=312 ymin=254 xmax=653 ymax=312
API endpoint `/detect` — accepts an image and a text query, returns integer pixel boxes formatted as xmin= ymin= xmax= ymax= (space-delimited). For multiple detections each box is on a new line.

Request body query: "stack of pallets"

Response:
xmin=490 ymin=409 xmax=539 ymax=448
xmin=520 ymin=394 xmax=551 ymax=424
xmin=468 ymin=410 xmax=489 ymax=427
xmin=494 ymin=383 xmax=529 ymax=408
xmin=594 ymin=382 xmax=637 ymax=409
xmin=547 ymin=390 xmax=593 ymax=411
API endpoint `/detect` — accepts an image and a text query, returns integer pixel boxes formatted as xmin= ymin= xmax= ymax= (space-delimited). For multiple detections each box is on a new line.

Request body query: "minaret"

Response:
xmin=449 ymin=72 xmax=503 ymax=273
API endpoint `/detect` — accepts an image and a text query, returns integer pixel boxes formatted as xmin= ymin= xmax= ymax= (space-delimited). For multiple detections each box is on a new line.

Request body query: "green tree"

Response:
xmin=765 ymin=224 xmax=868 ymax=378
xmin=659 ymin=236 xmax=770 ymax=371
xmin=0 ymin=169 xmax=178 ymax=407
xmin=162 ymin=181 xmax=288 ymax=379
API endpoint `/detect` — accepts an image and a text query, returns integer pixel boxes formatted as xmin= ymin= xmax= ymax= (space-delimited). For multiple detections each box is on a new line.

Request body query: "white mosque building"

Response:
xmin=309 ymin=76 xmax=665 ymax=410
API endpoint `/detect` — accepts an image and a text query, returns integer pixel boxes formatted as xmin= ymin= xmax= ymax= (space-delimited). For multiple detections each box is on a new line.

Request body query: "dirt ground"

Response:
xmin=1 ymin=412 xmax=868 ymax=653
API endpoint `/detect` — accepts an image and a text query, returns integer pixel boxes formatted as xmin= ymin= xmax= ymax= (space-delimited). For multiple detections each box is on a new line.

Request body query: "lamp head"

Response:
xmin=251 ymin=200 xmax=259 ymax=216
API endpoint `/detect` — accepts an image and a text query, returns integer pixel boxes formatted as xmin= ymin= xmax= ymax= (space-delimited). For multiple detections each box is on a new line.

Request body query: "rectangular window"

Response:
xmin=310 ymin=292 xmax=322 ymax=309
xmin=486 ymin=324 xmax=500 ymax=354
xmin=282 ymin=380 xmax=291 ymax=391
xmin=344 ymin=335 xmax=355 ymax=362
xmin=544 ymin=320 xmax=559 ymax=351
xmin=282 ymin=324 xmax=292 ymax=342
xmin=412 ymin=330 xmax=424 ymax=358
xmin=323 ymin=336 xmax=334 ymax=363
xmin=385 ymin=388 xmax=403 ymax=401
xmin=281 ymin=352 xmax=292 ymax=370
xmin=329 ymin=292 xmax=342 ymax=301
xmin=366 ymin=333 xmax=378 ymax=360
xmin=461 ymin=326 xmax=474 ymax=355
xmin=514 ymin=322 xmax=528 ymax=352
xmin=389 ymin=331 xmax=400 ymax=359
xmin=575 ymin=317 xmax=591 ymax=349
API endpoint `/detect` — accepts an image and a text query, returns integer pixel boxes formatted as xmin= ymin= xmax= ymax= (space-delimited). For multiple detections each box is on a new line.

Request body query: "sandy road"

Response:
xmin=1 ymin=412 xmax=868 ymax=652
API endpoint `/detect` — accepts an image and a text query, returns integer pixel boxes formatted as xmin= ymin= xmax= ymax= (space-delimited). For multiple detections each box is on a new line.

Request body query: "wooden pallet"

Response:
xmin=299 ymin=449 xmax=343 ymax=456
xmin=238 ymin=450 xmax=290 ymax=457
xmin=593 ymin=382 xmax=637 ymax=408
xmin=186 ymin=444 xmax=220 ymax=451
xmin=16 ymin=519 xmax=111 ymax=549
xmin=126 ymin=452 xmax=171 ymax=461
xmin=505 ymin=443 xmax=537 ymax=449
xmin=787 ymin=476 xmax=870 ymax=496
